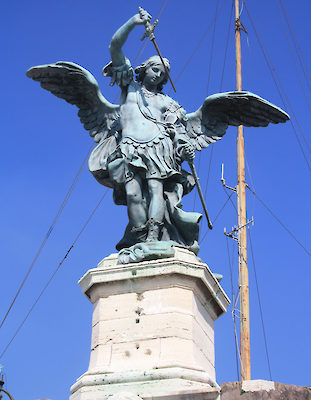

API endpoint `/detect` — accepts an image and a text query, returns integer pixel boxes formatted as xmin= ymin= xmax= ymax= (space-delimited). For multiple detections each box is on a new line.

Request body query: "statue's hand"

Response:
xmin=165 ymin=123 xmax=176 ymax=138
xmin=134 ymin=8 xmax=152 ymax=25
xmin=181 ymin=143 xmax=195 ymax=162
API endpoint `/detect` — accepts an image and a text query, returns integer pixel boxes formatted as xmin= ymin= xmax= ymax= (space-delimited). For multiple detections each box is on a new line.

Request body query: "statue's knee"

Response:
xmin=148 ymin=180 xmax=162 ymax=195
xmin=127 ymin=191 xmax=142 ymax=205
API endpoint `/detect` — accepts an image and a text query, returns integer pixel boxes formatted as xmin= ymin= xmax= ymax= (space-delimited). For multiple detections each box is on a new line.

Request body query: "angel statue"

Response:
xmin=27 ymin=8 xmax=289 ymax=263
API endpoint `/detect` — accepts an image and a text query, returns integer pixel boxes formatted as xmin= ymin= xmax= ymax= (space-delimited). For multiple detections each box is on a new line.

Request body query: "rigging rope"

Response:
xmin=192 ymin=153 xmax=201 ymax=211
xmin=206 ymin=0 xmax=220 ymax=95
xmin=222 ymin=185 xmax=238 ymax=215
xmin=244 ymin=154 xmax=256 ymax=222
xmin=219 ymin=0 xmax=234 ymax=92
xmin=169 ymin=0 xmax=228 ymax=93
xmin=247 ymin=228 xmax=273 ymax=380
xmin=226 ymin=235 xmax=240 ymax=380
xmin=0 ymin=143 xmax=94 ymax=332
xmin=191 ymin=0 xmax=222 ymax=212
xmin=199 ymin=0 xmax=233 ymax=223
xmin=0 ymin=0 xmax=168 ymax=333
xmin=0 ymin=190 xmax=109 ymax=360
xmin=192 ymin=0 xmax=230 ymax=214
xmin=203 ymin=144 xmax=215 ymax=200
xmin=199 ymin=191 xmax=233 ymax=244
xmin=133 ymin=0 xmax=169 ymax=67
xmin=243 ymin=1 xmax=311 ymax=173
xmin=246 ymin=185 xmax=311 ymax=258
xmin=278 ymin=0 xmax=311 ymax=93
xmin=0 ymin=0 xmax=168 ymax=346
xmin=275 ymin=0 xmax=311 ymax=114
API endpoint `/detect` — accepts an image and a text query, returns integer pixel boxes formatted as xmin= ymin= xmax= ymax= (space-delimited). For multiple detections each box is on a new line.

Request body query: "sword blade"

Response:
xmin=151 ymin=38 xmax=177 ymax=93
xmin=189 ymin=162 xmax=213 ymax=230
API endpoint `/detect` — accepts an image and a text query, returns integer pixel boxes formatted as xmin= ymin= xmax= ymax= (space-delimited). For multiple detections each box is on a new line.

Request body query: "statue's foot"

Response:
xmin=118 ymin=241 xmax=175 ymax=264
xmin=146 ymin=218 xmax=163 ymax=242
xmin=131 ymin=224 xmax=148 ymax=242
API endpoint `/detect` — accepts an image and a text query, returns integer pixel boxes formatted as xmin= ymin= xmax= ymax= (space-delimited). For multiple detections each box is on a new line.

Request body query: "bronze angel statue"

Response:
xmin=27 ymin=9 xmax=289 ymax=263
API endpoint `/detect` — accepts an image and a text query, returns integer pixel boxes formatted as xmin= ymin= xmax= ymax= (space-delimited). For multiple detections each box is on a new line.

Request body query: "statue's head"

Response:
xmin=135 ymin=56 xmax=170 ymax=91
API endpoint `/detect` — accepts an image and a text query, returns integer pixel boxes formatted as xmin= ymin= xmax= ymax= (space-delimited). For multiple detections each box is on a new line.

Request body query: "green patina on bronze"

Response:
xmin=26 ymin=8 xmax=289 ymax=263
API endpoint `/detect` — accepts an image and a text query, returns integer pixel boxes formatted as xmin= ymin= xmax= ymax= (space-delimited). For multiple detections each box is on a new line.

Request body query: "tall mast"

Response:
xmin=235 ymin=0 xmax=251 ymax=381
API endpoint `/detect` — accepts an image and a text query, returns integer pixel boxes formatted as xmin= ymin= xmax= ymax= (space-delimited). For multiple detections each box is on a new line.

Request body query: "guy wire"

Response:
xmin=0 ymin=143 xmax=94 ymax=331
xmin=247 ymin=228 xmax=272 ymax=380
xmin=243 ymin=1 xmax=311 ymax=172
xmin=193 ymin=0 xmax=230 ymax=216
xmin=133 ymin=0 xmax=169 ymax=67
xmin=0 ymin=189 xmax=109 ymax=360
xmin=169 ymin=0 xmax=228 ymax=92
xmin=207 ymin=0 xmax=220 ymax=95
xmin=219 ymin=0 xmax=234 ymax=92
xmin=275 ymin=0 xmax=311 ymax=114
xmin=226 ymin=235 xmax=240 ymax=380
xmin=246 ymin=185 xmax=311 ymax=258
xmin=199 ymin=192 xmax=233 ymax=244
xmin=0 ymin=0 xmax=169 ymax=333
xmin=278 ymin=0 xmax=311 ymax=93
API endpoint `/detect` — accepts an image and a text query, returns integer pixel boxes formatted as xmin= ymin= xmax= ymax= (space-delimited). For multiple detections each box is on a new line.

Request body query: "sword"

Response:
xmin=139 ymin=7 xmax=176 ymax=92
xmin=188 ymin=161 xmax=213 ymax=230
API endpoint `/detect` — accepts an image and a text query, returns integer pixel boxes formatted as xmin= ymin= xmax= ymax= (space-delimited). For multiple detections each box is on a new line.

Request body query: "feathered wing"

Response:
xmin=184 ymin=91 xmax=290 ymax=151
xmin=26 ymin=61 xmax=120 ymax=143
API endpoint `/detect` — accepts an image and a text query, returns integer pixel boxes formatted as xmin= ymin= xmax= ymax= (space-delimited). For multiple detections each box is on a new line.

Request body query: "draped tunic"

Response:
xmin=88 ymin=59 xmax=202 ymax=252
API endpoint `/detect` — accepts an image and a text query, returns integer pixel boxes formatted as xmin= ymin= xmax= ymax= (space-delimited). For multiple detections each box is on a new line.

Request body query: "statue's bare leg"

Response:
xmin=146 ymin=179 xmax=164 ymax=241
xmin=125 ymin=175 xmax=147 ymax=229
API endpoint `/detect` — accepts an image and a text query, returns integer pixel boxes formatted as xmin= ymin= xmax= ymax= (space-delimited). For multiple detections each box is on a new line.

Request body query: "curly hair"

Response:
xmin=135 ymin=56 xmax=170 ymax=91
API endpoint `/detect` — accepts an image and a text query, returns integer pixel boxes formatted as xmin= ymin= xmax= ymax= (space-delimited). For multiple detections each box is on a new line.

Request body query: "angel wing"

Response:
xmin=184 ymin=91 xmax=290 ymax=151
xmin=26 ymin=62 xmax=120 ymax=143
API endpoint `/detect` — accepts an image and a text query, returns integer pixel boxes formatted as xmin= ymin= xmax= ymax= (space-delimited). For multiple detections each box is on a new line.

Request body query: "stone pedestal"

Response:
xmin=70 ymin=247 xmax=230 ymax=400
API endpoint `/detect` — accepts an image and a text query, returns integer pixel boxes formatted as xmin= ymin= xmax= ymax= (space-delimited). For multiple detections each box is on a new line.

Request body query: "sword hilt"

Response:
xmin=139 ymin=7 xmax=158 ymax=41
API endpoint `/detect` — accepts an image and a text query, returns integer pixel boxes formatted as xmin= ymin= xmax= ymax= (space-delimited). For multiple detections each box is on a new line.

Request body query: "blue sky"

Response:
xmin=1 ymin=0 xmax=310 ymax=399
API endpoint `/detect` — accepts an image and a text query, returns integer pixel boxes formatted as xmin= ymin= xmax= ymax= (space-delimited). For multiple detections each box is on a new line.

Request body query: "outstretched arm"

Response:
xmin=109 ymin=9 xmax=151 ymax=67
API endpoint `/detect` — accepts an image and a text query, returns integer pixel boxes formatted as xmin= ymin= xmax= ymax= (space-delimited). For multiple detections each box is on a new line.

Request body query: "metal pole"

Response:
xmin=235 ymin=0 xmax=251 ymax=381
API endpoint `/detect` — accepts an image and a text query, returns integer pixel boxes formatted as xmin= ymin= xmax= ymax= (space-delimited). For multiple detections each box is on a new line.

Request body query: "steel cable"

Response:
xmin=219 ymin=0 xmax=234 ymax=92
xmin=226 ymin=235 xmax=240 ymax=380
xmin=0 ymin=190 xmax=109 ymax=360
xmin=0 ymin=0 xmax=169 ymax=347
xmin=199 ymin=191 xmax=234 ymax=244
xmin=0 ymin=143 xmax=94 ymax=331
xmin=0 ymin=0 xmax=170 ymax=333
xmin=169 ymin=0 xmax=228 ymax=92
xmin=275 ymin=0 xmax=311 ymax=114
xmin=247 ymin=228 xmax=273 ymax=380
xmin=246 ymin=185 xmax=311 ymax=258
xmin=243 ymin=1 xmax=311 ymax=173
xmin=207 ymin=0 xmax=220 ymax=95
xmin=278 ymin=0 xmax=311 ymax=93
xmin=192 ymin=0 xmax=221 ymax=212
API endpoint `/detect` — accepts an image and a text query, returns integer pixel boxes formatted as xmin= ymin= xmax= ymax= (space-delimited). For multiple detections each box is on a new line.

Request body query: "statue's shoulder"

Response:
xmin=163 ymin=96 xmax=187 ymax=121
xmin=103 ymin=57 xmax=134 ymax=87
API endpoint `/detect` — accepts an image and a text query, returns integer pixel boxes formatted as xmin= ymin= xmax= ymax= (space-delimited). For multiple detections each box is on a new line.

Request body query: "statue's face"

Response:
xmin=143 ymin=63 xmax=166 ymax=88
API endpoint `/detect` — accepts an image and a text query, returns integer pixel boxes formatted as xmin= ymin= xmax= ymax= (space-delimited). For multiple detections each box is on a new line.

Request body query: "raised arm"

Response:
xmin=109 ymin=9 xmax=151 ymax=67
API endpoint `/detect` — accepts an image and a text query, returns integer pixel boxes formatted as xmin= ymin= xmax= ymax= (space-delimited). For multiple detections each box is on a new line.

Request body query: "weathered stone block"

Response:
xmin=70 ymin=247 xmax=230 ymax=400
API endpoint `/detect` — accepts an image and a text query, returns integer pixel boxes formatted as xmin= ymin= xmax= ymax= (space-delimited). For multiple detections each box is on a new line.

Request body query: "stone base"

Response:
xmin=71 ymin=367 xmax=220 ymax=400
xmin=70 ymin=247 xmax=229 ymax=400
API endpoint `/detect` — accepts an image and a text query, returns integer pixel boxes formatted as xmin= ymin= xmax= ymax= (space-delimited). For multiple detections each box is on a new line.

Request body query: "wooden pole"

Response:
xmin=234 ymin=0 xmax=251 ymax=381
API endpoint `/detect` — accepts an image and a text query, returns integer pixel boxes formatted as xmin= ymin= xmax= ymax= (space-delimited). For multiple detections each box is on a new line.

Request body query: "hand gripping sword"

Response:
xmin=139 ymin=8 xmax=212 ymax=229
xmin=139 ymin=7 xmax=176 ymax=92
